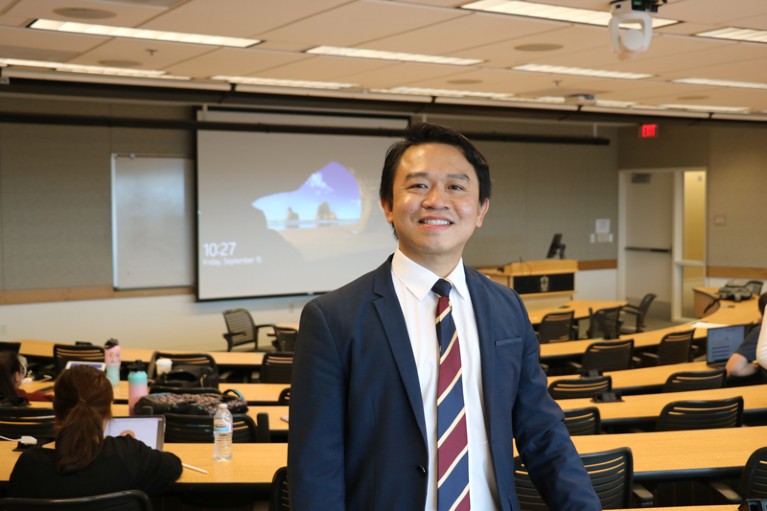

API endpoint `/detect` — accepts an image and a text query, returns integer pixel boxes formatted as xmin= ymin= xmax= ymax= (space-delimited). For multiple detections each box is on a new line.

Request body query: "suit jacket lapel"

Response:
xmin=372 ymin=259 xmax=428 ymax=444
xmin=465 ymin=267 xmax=497 ymax=427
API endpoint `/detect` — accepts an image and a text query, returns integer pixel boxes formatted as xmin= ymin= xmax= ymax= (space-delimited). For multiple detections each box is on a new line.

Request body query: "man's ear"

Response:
xmin=381 ymin=198 xmax=394 ymax=224
xmin=475 ymin=198 xmax=490 ymax=227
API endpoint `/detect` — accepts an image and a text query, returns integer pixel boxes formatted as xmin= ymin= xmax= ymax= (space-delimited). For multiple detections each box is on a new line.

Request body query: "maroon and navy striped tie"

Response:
xmin=433 ymin=279 xmax=470 ymax=511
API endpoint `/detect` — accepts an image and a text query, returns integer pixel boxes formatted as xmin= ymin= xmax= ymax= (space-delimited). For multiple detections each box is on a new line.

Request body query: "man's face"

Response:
xmin=381 ymin=143 xmax=489 ymax=274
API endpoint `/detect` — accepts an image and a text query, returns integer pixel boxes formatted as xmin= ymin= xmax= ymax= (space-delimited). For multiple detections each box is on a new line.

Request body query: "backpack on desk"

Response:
xmin=134 ymin=389 xmax=247 ymax=416
xmin=154 ymin=364 xmax=220 ymax=389
xmin=718 ymin=280 xmax=753 ymax=302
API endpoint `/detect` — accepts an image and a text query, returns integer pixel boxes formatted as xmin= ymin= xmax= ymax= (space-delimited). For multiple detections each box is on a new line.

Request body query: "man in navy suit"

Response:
xmin=289 ymin=123 xmax=601 ymax=510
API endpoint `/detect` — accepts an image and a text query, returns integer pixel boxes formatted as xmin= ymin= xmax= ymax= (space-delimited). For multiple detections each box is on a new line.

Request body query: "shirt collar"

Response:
xmin=391 ymin=249 xmax=469 ymax=301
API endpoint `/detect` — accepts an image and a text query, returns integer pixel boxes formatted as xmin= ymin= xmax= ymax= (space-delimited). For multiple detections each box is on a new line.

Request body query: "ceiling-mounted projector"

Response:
xmin=609 ymin=0 xmax=666 ymax=60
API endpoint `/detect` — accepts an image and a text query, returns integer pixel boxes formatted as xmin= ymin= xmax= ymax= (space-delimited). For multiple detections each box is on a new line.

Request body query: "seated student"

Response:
xmin=757 ymin=303 xmax=767 ymax=372
xmin=8 ymin=365 xmax=182 ymax=498
xmin=0 ymin=351 xmax=52 ymax=404
xmin=726 ymin=292 xmax=767 ymax=377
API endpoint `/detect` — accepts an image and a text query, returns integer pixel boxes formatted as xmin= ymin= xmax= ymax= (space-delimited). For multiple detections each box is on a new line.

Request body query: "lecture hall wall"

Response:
xmin=0 ymin=93 xmax=764 ymax=350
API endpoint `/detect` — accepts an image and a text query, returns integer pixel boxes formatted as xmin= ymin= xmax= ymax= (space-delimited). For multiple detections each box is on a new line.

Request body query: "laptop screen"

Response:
xmin=104 ymin=416 xmax=165 ymax=450
xmin=65 ymin=360 xmax=106 ymax=371
xmin=706 ymin=324 xmax=746 ymax=365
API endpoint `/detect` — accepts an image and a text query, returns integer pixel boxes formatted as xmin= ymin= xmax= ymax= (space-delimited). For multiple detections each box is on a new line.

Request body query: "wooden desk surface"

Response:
xmin=18 ymin=339 xmax=265 ymax=367
xmin=20 ymin=380 xmax=289 ymax=405
xmin=557 ymin=384 xmax=767 ymax=424
xmin=0 ymin=441 xmax=287 ymax=487
xmin=547 ymin=360 xmax=713 ymax=392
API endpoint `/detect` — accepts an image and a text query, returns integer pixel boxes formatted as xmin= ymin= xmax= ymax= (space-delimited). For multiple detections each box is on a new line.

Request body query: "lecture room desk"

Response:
xmin=18 ymin=339 xmax=265 ymax=368
xmin=556 ymin=383 xmax=767 ymax=427
xmin=525 ymin=299 xmax=627 ymax=325
xmin=21 ymin=380 xmax=288 ymax=405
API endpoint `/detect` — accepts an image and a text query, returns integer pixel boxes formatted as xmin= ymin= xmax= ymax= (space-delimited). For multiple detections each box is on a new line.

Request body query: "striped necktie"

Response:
xmin=433 ymin=278 xmax=471 ymax=511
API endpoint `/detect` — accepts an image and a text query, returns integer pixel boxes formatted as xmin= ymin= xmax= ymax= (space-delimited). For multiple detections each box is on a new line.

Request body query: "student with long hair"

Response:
xmin=8 ymin=365 xmax=182 ymax=498
xmin=0 ymin=351 xmax=52 ymax=404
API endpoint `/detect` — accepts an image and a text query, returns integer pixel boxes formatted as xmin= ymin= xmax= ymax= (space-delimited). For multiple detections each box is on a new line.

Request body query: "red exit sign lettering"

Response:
xmin=639 ymin=124 xmax=659 ymax=139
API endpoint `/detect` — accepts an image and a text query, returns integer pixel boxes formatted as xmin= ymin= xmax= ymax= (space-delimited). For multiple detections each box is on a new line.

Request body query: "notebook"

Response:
xmin=706 ymin=324 xmax=746 ymax=368
xmin=104 ymin=416 xmax=166 ymax=450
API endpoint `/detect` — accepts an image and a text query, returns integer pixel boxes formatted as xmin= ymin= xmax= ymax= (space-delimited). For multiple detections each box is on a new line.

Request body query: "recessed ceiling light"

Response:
xmin=29 ymin=19 xmax=261 ymax=48
xmin=461 ymin=0 xmax=678 ymax=28
xmin=696 ymin=27 xmax=767 ymax=44
xmin=447 ymin=79 xmax=483 ymax=85
xmin=53 ymin=7 xmax=115 ymax=20
xmin=661 ymin=103 xmax=751 ymax=114
xmin=306 ymin=46 xmax=481 ymax=66
xmin=212 ymin=75 xmax=358 ymax=90
xmin=515 ymin=43 xmax=564 ymax=52
xmin=673 ymin=77 xmax=767 ymax=90
xmin=513 ymin=63 xmax=652 ymax=80
xmin=98 ymin=59 xmax=141 ymax=68
xmin=0 ymin=57 xmax=189 ymax=79
xmin=370 ymin=86 xmax=513 ymax=100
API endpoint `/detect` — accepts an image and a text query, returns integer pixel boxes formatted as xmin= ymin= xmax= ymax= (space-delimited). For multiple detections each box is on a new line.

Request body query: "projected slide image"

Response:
xmin=253 ymin=162 xmax=361 ymax=231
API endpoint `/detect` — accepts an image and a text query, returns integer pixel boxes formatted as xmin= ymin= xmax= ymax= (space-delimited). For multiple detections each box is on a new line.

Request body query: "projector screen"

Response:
xmin=197 ymin=120 xmax=403 ymax=300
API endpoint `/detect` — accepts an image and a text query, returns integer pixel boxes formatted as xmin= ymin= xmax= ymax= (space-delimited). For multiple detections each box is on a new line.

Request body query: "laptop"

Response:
xmin=65 ymin=360 xmax=106 ymax=371
xmin=706 ymin=324 xmax=746 ymax=368
xmin=104 ymin=415 xmax=166 ymax=450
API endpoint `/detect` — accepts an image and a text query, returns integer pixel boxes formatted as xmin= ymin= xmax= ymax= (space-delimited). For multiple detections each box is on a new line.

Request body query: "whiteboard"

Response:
xmin=112 ymin=155 xmax=194 ymax=289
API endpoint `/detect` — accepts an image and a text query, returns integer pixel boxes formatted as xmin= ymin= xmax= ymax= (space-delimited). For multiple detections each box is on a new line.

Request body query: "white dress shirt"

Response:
xmin=756 ymin=312 xmax=767 ymax=369
xmin=391 ymin=249 xmax=498 ymax=511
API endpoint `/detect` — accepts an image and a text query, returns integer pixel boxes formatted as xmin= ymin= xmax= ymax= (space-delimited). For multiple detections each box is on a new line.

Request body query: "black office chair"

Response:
xmin=163 ymin=412 xmax=270 ymax=443
xmin=662 ymin=369 xmax=725 ymax=393
xmin=563 ymin=407 xmax=602 ymax=436
xmin=637 ymin=329 xmax=695 ymax=367
xmin=620 ymin=293 xmax=656 ymax=334
xmin=0 ymin=490 xmax=152 ymax=511
xmin=148 ymin=385 xmax=221 ymax=395
xmin=260 ymin=352 xmax=294 ymax=384
xmin=571 ymin=339 xmax=635 ymax=374
xmin=655 ymin=396 xmax=744 ymax=431
xmin=278 ymin=387 xmax=291 ymax=405
xmin=548 ymin=376 xmax=612 ymax=400
xmin=272 ymin=326 xmax=298 ymax=352
xmin=708 ymin=445 xmax=767 ymax=503
xmin=0 ymin=342 xmax=21 ymax=353
xmin=52 ymin=343 xmax=105 ymax=377
xmin=269 ymin=466 xmax=291 ymax=511
xmin=536 ymin=310 xmax=575 ymax=343
xmin=222 ymin=308 xmax=275 ymax=352
xmin=586 ymin=306 xmax=624 ymax=340
xmin=514 ymin=447 xmax=641 ymax=509
xmin=0 ymin=406 xmax=55 ymax=442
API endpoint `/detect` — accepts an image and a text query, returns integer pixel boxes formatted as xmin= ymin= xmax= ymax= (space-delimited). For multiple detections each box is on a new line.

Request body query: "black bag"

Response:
xmin=154 ymin=364 xmax=220 ymax=389
xmin=718 ymin=280 xmax=753 ymax=302
xmin=134 ymin=389 xmax=247 ymax=416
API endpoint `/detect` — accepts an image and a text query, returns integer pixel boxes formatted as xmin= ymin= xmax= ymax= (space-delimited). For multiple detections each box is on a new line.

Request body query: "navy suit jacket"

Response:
xmin=288 ymin=257 xmax=601 ymax=511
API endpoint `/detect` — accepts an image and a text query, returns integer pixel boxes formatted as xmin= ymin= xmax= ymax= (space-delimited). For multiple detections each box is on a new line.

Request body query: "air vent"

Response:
xmin=631 ymin=173 xmax=651 ymax=184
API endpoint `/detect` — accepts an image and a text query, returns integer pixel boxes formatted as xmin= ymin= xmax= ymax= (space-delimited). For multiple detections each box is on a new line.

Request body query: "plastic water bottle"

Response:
xmin=127 ymin=362 xmax=148 ymax=416
xmin=213 ymin=403 xmax=233 ymax=462
xmin=104 ymin=338 xmax=121 ymax=387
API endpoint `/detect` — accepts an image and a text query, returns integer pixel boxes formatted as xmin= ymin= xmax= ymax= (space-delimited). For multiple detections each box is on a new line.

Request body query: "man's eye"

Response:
xmin=409 ymin=183 xmax=427 ymax=189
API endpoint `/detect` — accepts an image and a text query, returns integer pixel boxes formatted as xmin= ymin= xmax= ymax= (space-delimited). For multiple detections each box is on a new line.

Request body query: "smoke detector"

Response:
xmin=564 ymin=93 xmax=597 ymax=106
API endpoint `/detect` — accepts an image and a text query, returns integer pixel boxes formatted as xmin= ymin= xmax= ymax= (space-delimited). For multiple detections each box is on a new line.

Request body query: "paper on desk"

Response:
xmin=691 ymin=321 xmax=726 ymax=330
xmin=280 ymin=415 xmax=289 ymax=423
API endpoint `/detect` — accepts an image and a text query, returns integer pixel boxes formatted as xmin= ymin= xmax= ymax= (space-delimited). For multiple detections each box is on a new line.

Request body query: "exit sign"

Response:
xmin=639 ymin=124 xmax=659 ymax=139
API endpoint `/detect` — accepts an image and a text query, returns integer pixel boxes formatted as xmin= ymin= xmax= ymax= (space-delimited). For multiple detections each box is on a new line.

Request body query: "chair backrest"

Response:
xmin=0 ymin=406 xmax=55 ymax=441
xmin=260 ymin=352 xmax=294 ymax=384
xmin=0 ymin=490 xmax=152 ymax=511
xmin=538 ymin=310 xmax=574 ymax=343
xmin=148 ymin=352 xmax=219 ymax=382
xmin=148 ymin=385 xmax=221 ymax=395
xmin=662 ymin=369 xmax=725 ymax=393
xmin=0 ymin=342 xmax=21 ymax=353
xmin=580 ymin=339 xmax=635 ymax=372
xmin=548 ymin=376 xmax=612 ymax=400
xmin=563 ymin=406 xmax=602 ymax=436
xmin=53 ymin=344 xmax=105 ymax=377
xmin=222 ymin=308 xmax=265 ymax=351
xmin=587 ymin=306 xmax=624 ymax=340
xmin=163 ymin=412 xmax=267 ymax=443
xmin=514 ymin=447 xmax=633 ymax=510
xmin=278 ymin=387 xmax=291 ymax=405
xmin=269 ymin=466 xmax=291 ymax=511
xmin=655 ymin=329 xmax=695 ymax=365
xmin=656 ymin=396 xmax=744 ymax=431
xmin=740 ymin=446 xmax=767 ymax=499
xmin=629 ymin=293 xmax=657 ymax=332
xmin=273 ymin=326 xmax=298 ymax=352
